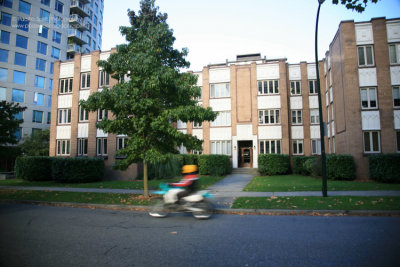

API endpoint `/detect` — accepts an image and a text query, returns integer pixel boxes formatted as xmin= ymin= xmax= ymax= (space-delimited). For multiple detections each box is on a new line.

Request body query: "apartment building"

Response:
xmin=50 ymin=17 xmax=399 ymax=180
xmin=0 ymin=0 xmax=103 ymax=139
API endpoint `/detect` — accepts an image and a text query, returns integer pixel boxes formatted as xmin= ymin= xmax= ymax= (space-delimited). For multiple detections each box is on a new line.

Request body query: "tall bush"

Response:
xmin=326 ymin=154 xmax=355 ymax=180
xmin=258 ymin=154 xmax=290 ymax=175
xmin=198 ymin=155 xmax=231 ymax=176
xmin=369 ymin=154 xmax=400 ymax=183
xmin=52 ymin=158 xmax=104 ymax=183
xmin=14 ymin=156 xmax=52 ymax=181
xmin=292 ymin=156 xmax=313 ymax=175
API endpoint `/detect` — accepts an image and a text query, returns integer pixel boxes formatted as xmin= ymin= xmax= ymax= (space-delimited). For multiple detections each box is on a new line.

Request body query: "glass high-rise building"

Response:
xmin=0 ymin=0 xmax=104 ymax=140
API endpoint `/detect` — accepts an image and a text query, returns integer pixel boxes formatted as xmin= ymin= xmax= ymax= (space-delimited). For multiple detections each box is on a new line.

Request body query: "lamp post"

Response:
xmin=315 ymin=0 xmax=328 ymax=197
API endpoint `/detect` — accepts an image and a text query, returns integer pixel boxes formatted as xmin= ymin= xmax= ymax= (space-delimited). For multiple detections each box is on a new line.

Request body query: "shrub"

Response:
xmin=149 ymin=155 xmax=180 ymax=180
xmin=0 ymin=146 xmax=22 ymax=172
xmin=14 ymin=156 xmax=52 ymax=181
xmin=369 ymin=154 xmax=400 ymax=183
xmin=198 ymin=155 xmax=231 ymax=176
xmin=304 ymin=156 xmax=322 ymax=177
xmin=292 ymin=156 xmax=312 ymax=175
xmin=258 ymin=154 xmax=290 ymax=175
xmin=326 ymin=154 xmax=355 ymax=180
xmin=52 ymin=157 xmax=104 ymax=183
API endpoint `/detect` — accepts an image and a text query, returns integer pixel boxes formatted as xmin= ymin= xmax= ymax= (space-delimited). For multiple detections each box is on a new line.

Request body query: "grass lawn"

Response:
xmin=0 ymin=176 xmax=224 ymax=190
xmin=232 ymin=196 xmax=400 ymax=210
xmin=0 ymin=189 xmax=158 ymax=206
xmin=244 ymin=175 xmax=400 ymax=192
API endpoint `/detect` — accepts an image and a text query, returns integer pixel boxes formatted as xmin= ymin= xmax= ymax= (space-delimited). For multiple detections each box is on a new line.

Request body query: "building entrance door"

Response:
xmin=238 ymin=140 xmax=253 ymax=168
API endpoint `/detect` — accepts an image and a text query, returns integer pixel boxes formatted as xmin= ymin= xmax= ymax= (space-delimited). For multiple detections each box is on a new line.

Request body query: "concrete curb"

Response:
xmin=1 ymin=199 xmax=399 ymax=217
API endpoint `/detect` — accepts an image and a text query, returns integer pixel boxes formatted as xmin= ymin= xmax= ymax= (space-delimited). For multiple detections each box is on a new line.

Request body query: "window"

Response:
xmin=16 ymin=35 xmax=28 ymax=49
xmin=393 ymin=86 xmax=400 ymax=107
xmin=0 ymin=87 xmax=6 ymax=101
xmin=363 ymin=131 xmax=380 ymax=153
xmin=95 ymin=3 xmax=99 ymax=13
xmin=94 ymin=15 xmax=97 ymax=26
xmin=259 ymin=140 xmax=281 ymax=154
xmin=52 ymin=31 xmax=61 ymax=44
xmin=17 ymin=18 xmax=29 ymax=32
xmin=0 ymin=49 xmax=8 ymax=62
xmin=389 ymin=44 xmax=400 ymax=64
xmin=36 ymin=58 xmax=46 ymax=71
xmin=92 ymin=40 xmax=96 ymax=50
xmin=78 ymin=138 xmax=88 ymax=156
xmin=98 ymin=109 xmax=108 ymax=121
xmin=210 ymin=83 xmax=230 ymax=98
xmin=97 ymin=138 xmax=108 ymax=156
xmin=211 ymin=111 xmax=231 ymax=127
xmin=0 ymin=68 xmax=7 ymax=82
xmin=38 ymin=25 xmax=48 ymax=38
xmin=358 ymin=45 xmax=374 ymax=66
xmin=39 ymin=9 xmax=50 ymax=23
xmin=41 ymin=0 xmax=50 ymax=7
xmin=291 ymin=110 xmax=302 ymax=124
xmin=117 ymin=137 xmax=127 ymax=151
xmin=258 ymin=80 xmax=279 ymax=95
xmin=14 ymin=111 xmax=23 ymax=120
xmin=1 ymin=12 xmax=12 ymax=26
xmin=19 ymin=1 xmax=31 ymax=15
xmin=14 ymin=52 xmax=26 ymax=66
xmin=55 ymin=0 xmax=63 ymax=13
xmin=15 ymin=128 xmax=22 ymax=141
xmin=33 ymin=92 xmax=44 ymax=106
xmin=1 ymin=0 xmax=12 ymax=8
xmin=32 ymin=110 xmax=43 ymax=123
xmin=309 ymin=80 xmax=317 ymax=94
xmin=360 ymin=87 xmax=377 ymax=109
xmin=329 ymin=87 xmax=333 ymax=103
xmin=193 ymin=121 xmax=202 ymax=128
xmin=34 ymin=75 xmax=45 ymax=88
xmin=59 ymin=78 xmax=73 ymax=94
xmin=258 ymin=109 xmax=280 ymax=125
xmin=0 ymin=30 xmax=10 ymax=44
xmin=325 ymin=91 xmax=329 ymax=106
xmin=195 ymin=87 xmax=202 ymax=101
xmin=192 ymin=150 xmax=202 ymax=155
xmin=211 ymin=140 xmax=231 ymax=155
xmin=58 ymin=109 xmax=71 ymax=124
xmin=48 ymin=95 xmax=52 ymax=107
xmin=53 ymin=15 xmax=62 ymax=28
xmin=37 ymin=41 xmax=47 ymax=55
xmin=47 ymin=112 xmax=51 ymax=124
xmin=79 ymin=106 xmax=89 ymax=122
xmin=13 ymin=71 xmax=25 ymax=84
xmin=310 ymin=109 xmax=320 ymax=124
xmin=81 ymin=72 xmax=90 ymax=89
xmin=51 ymin=47 xmax=60 ymax=59
xmin=311 ymin=139 xmax=321 ymax=155
xmin=292 ymin=140 xmax=304 ymax=155
xmin=49 ymin=79 xmax=53 ymax=91
xmin=397 ymin=131 xmax=400 ymax=152
xmin=99 ymin=70 xmax=109 ymax=87
xmin=290 ymin=81 xmax=301 ymax=95
xmin=50 ymin=62 xmax=54 ymax=74
xmin=177 ymin=120 xmax=187 ymax=129
xmin=57 ymin=140 xmax=70 ymax=155
xmin=12 ymin=89 xmax=24 ymax=102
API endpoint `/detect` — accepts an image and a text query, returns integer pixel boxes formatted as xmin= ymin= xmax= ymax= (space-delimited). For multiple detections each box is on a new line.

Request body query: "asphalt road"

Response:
xmin=0 ymin=204 xmax=399 ymax=267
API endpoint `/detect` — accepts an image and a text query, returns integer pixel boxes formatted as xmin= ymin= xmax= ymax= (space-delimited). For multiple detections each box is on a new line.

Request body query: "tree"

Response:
xmin=0 ymin=101 xmax=26 ymax=145
xmin=332 ymin=0 xmax=380 ymax=13
xmin=19 ymin=129 xmax=49 ymax=156
xmin=81 ymin=0 xmax=217 ymax=196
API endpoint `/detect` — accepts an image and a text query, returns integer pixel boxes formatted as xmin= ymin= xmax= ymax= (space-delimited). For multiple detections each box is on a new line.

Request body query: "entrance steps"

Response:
xmin=231 ymin=168 xmax=259 ymax=176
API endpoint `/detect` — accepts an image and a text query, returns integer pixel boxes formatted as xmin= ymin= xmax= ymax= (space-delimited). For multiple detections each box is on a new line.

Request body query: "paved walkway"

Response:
xmin=2 ymin=172 xmax=400 ymax=209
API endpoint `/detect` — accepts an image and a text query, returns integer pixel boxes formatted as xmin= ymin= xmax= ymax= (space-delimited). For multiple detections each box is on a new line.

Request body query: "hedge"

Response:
xmin=292 ymin=156 xmax=314 ymax=175
xmin=14 ymin=156 xmax=52 ymax=181
xmin=326 ymin=154 xmax=355 ymax=181
xmin=52 ymin=157 xmax=104 ymax=183
xmin=369 ymin=154 xmax=400 ymax=183
xmin=198 ymin=155 xmax=231 ymax=176
xmin=258 ymin=154 xmax=290 ymax=175
xmin=304 ymin=157 xmax=321 ymax=177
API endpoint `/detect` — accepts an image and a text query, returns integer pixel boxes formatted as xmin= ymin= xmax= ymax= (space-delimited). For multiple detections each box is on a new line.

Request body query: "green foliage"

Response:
xmin=0 ymin=101 xmax=26 ymax=145
xmin=326 ymin=154 xmax=355 ymax=180
xmin=52 ymin=158 xmax=104 ymax=183
xmin=0 ymin=146 xmax=22 ymax=172
xmin=292 ymin=156 xmax=314 ymax=175
xmin=332 ymin=0 xmax=380 ymax=13
xmin=149 ymin=154 xmax=180 ymax=180
xmin=198 ymin=155 xmax=231 ymax=176
xmin=304 ymin=157 xmax=322 ymax=177
xmin=369 ymin=154 xmax=400 ymax=183
xmin=18 ymin=129 xmax=49 ymax=156
xmin=14 ymin=156 xmax=52 ymax=181
xmin=258 ymin=154 xmax=290 ymax=175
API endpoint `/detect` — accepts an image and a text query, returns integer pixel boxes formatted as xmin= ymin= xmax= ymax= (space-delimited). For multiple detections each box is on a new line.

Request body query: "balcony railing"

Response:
xmin=69 ymin=14 xmax=89 ymax=31
xmin=67 ymin=44 xmax=82 ymax=54
xmin=70 ymin=0 xmax=89 ymax=17
xmin=68 ymin=28 xmax=87 ymax=45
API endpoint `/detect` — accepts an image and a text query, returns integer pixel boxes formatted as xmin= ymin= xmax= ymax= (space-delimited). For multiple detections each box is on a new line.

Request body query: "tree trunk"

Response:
xmin=143 ymin=161 xmax=149 ymax=197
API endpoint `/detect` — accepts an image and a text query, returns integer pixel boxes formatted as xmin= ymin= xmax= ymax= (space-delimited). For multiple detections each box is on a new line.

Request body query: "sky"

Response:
xmin=102 ymin=0 xmax=400 ymax=71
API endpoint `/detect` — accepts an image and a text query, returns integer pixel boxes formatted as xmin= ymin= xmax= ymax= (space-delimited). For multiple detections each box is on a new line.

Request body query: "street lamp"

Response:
xmin=315 ymin=0 xmax=328 ymax=197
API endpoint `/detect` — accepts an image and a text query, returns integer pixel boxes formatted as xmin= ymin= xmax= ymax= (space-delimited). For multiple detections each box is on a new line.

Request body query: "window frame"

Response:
xmin=363 ymin=131 xmax=381 ymax=153
xmin=310 ymin=109 xmax=320 ymax=124
xmin=292 ymin=140 xmax=304 ymax=155
xmin=57 ymin=139 xmax=70 ymax=156
xmin=393 ymin=86 xmax=400 ymax=108
xmin=311 ymin=139 xmax=321 ymax=155
xmin=59 ymin=78 xmax=73 ymax=94
xmin=77 ymin=138 xmax=88 ymax=156
xmin=210 ymin=140 xmax=231 ymax=156
xmin=258 ymin=109 xmax=280 ymax=125
xmin=81 ymin=72 xmax=91 ymax=89
xmin=309 ymin=80 xmax=317 ymax=95
xmin=357 ymin=45 xmax=374 ymax=67
xmin=79 ymin=106 xmax=89 ymax=122
xmin=12 ymin=89 xmax=24 ymax=103
xmin=389 ymin=43 xmax=400 ymax=65
xmin=32 ymin=110 xmax=43 ymax=123
xmin=99 ymin=70 xmax=109 ymax=87
xmin=259 ymin=140 xmax=281 ymax=154
xmin=97 ymin=109 xmax=108 ymax=121
xmin=210 ymin=111 xmax=231 ymax=127
xmin=58 ymin=108 xmax=71 ymax=125
xmin=291 ymin=110 xmax=303 ymax=125
xmin=210 ymin=83 xmax=230 ymax=99
xmin=290 ymin=81 xmax=301 ymax=95
xmin=97 ymin=138 xmax=108 ymax=156
xmin=258 ymin=80 xmax=279 ymax=95
xmin=360 ymin=87 xmax=378 ymax=109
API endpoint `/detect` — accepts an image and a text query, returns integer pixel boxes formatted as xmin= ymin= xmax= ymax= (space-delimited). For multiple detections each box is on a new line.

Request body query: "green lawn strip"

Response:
xmin=0 ymin=189 xmax=159 ymax=206
xmin=0 ymin=176 xmax=224 ymax=190
xmin=244 ymin=175 xmax=400 ymax=192
xmin=232 ymin=196 xmax=400 ymax=210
